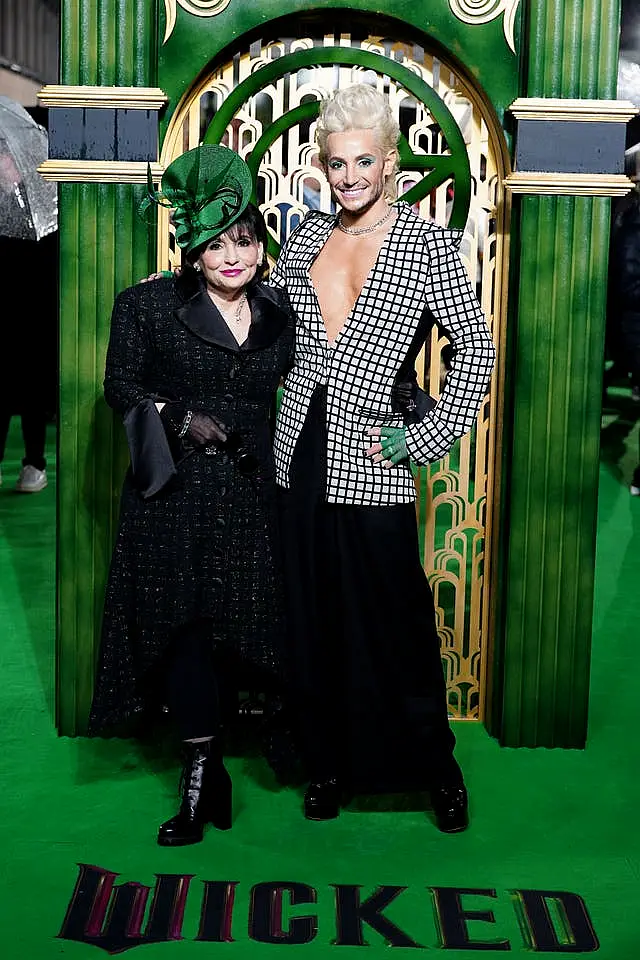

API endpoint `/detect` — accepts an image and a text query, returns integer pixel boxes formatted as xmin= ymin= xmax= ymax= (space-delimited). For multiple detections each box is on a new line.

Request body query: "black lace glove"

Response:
xmin=159 ymin=402 xmax=259 ymax=476
xmin=159 ymin=401 xmax=227 ymax=449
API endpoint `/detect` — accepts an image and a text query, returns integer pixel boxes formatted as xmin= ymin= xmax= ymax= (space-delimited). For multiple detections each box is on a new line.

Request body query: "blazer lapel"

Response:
xmin=290 ymin=213 xmax=335 ymax=344
xmin=243 ymin=283 xmax=289 ymax=352
xmin=174 ymin=269 xmax=240 ymax=351
xmin=174 ymin=272 xmax=288 ymax=352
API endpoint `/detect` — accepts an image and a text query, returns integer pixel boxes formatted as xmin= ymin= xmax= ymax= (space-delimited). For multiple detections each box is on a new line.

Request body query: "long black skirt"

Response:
xmin=278 ymin=388 xmax=460 ymax=793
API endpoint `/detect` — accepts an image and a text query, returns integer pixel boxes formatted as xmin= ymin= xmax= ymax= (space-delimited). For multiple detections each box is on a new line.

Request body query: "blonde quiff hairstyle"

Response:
xmin=315 ymin=84 xmax=401 ymax=201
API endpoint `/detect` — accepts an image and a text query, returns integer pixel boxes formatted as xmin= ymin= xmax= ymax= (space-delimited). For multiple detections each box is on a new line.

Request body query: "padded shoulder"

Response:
xmin=422 ymin=221 xmax=464 ymax=254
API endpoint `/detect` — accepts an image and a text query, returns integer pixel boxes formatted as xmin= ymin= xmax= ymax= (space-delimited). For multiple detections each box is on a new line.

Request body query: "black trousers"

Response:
xmin=278 ymin=388 xmax=460 ymax=792
xmin=0 ymin=409 xmax=47 ymax=470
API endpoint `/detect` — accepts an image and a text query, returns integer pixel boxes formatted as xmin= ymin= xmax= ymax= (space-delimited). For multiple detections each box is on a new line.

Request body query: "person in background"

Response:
xmin=0 ymin=231 xmax=57 ymax=492
xmin=89 ymin=145 xmax=295 ymax=846
xmin=607 ymin=180 xmax=640 ymax=495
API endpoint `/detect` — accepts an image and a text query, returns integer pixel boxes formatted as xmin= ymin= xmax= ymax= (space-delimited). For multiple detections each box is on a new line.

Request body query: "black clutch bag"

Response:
xmin=391 ymin=375 xmax=436 ymax=425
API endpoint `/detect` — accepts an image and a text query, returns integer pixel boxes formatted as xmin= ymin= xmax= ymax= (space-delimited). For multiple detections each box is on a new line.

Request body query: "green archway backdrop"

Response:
xmin=157 ymin=3 xmax=519 ymax=135
xmin=56 ymin=0 xmax=623 ymax=749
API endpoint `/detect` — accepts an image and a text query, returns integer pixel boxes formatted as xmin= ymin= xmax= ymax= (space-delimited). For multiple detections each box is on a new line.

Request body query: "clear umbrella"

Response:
xmin=619 ymin=57 xmax=640 ymax=107
xmin=0 ymin=95 xmax=57 ymax=241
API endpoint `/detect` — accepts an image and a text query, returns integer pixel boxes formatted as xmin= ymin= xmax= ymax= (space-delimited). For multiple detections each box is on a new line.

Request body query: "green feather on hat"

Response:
xmin=142 ymin=144 xmax=253 ymax=253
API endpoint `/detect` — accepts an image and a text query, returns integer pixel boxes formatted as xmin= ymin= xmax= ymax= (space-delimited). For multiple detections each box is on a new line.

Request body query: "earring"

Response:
xmin=194 ymin=262 xmax=202 ymax=273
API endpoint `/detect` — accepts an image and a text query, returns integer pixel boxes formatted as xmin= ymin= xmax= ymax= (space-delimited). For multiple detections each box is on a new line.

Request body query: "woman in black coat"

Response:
xmin=89 ymin=146 xmax=294 ymax=845
xmin=608 ymin=183 xmax=640 ymax=493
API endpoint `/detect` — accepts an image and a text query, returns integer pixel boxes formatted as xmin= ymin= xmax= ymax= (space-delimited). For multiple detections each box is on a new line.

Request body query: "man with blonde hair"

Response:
xmin=271 ymin=83 xmax=495 ymax=831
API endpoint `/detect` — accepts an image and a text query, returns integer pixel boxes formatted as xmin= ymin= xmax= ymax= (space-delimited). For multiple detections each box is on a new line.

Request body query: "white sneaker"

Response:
xmin=15 ymin=465 xmax=47 ymax=493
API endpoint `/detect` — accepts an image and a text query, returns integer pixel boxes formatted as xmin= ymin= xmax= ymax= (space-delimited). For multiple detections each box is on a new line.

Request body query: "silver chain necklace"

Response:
xmin=337 ymin=204 xmax=394 ymax=236
xmin=216 ymin=291 xmax=247 ymax=323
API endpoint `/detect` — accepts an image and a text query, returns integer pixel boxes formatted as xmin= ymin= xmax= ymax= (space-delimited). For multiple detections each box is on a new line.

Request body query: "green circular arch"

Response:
xmin=203 ymin=46 xmax=471 ymax=253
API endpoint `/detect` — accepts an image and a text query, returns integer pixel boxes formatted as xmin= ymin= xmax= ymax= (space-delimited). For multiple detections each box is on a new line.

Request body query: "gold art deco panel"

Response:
xmin=159 ymin=28 xmax=506 ymax=719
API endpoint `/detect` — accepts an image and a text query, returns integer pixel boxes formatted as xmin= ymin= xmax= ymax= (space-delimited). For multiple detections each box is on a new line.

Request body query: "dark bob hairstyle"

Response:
xmin=185 ymin=202 xmax=269 ymax=282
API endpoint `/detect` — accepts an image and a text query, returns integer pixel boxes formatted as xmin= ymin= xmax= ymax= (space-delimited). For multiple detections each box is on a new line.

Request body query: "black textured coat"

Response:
xmin=89 ymin=272 xmax=294 ymax=734
xmin=609 ymin=189 xmax=640 ymax=372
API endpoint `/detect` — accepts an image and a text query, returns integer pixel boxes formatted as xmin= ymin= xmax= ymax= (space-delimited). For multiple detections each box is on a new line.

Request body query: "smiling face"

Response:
xmin=323 ymin=128 xmax=396 ymax=218
xmin=197 ymin=229 xmax=263 ymax=297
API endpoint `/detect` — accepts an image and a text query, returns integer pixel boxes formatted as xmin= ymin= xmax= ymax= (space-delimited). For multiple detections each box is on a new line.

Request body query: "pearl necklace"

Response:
xmin=337 ymin=204 xmax=394 ymax=236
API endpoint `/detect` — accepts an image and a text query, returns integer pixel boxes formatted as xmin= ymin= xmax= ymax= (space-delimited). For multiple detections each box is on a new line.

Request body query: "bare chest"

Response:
xmin=309 ymin=230 xmax=388 ymax=344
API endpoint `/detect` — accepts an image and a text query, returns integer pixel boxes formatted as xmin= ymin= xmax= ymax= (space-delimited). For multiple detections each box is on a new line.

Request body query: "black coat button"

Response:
xmin=224 ymin=393 xmax=233 ymax=402
xmin=216 ymin=517 xmax=225 ymax=528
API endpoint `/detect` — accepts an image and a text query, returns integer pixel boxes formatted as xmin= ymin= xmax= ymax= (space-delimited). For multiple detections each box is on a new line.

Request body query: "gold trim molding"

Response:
xmin=163 ymin=0 xmax=231 ymax=44
xmin=37 ymin=85 xmax=168 ymax=110
xmin=504 ymin=172 xmax=634 ymax=196
xmin=449 ymin=0 xmax=521 ymax=55
xmin=38 ymin=160 xmax=164 ymax=183
xmin=509 ymin=97 xmax=639 ymax=123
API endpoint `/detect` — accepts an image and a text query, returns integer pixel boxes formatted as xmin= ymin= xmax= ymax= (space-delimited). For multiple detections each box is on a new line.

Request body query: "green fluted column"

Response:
xmin=57 ymin=0 xmax=157 ymax=735
xmin=489 ymin=0 xmax=621 ymax=746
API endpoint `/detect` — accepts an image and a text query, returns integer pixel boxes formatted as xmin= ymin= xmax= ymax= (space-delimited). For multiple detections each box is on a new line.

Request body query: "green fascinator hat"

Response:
xmin=143 ymin=144 xmax=253 ymax=254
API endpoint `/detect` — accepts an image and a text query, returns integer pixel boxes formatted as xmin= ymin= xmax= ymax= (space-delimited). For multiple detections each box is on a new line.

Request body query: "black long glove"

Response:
xmin=159 ymin=401 xmax=228 ymax=449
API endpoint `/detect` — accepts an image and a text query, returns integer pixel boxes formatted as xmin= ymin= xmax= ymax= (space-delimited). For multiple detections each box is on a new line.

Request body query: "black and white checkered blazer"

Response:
xmin=270 ymin=202 xmax=496 ymax=506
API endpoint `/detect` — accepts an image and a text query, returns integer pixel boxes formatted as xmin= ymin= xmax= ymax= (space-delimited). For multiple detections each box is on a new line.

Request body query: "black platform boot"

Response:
xmin=157 ymin=740 xmax=232 ymax=846
xmin=304 ymin=778 xmax=341 ymax=820
xmin=429 ymin=783 xmax=469 ymax=833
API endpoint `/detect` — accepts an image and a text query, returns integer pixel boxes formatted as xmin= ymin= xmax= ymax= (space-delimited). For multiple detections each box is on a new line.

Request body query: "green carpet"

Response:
xmin=0 ymin=404 xmax=639 ymax=958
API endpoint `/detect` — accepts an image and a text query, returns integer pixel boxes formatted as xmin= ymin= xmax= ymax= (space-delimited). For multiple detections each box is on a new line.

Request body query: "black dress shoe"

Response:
xmin=429 ymin=784 xmax=469 ymax=833
xmin=304 ymin=779 xmax=340 ymax=820
xmin=158 ymin=740 xmax=232 ymax=846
